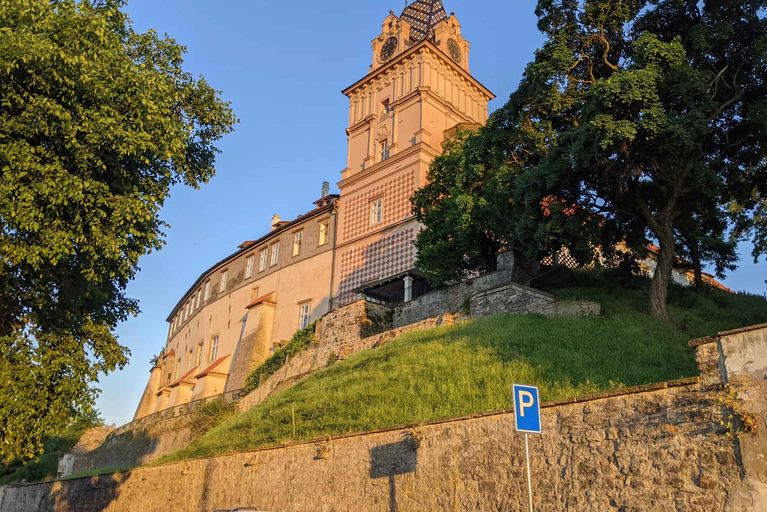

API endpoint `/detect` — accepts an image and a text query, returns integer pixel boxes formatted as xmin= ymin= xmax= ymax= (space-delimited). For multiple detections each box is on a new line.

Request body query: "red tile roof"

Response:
xmin=246 ymin=292 xmax=276 ymax=310
xmin=168 ymin=366 xmax=198 ymax=388
xmin=195 ymin=355 xmax=230 ymax=379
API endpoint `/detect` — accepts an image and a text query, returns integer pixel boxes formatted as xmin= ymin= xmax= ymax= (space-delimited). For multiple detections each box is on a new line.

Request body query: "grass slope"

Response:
xmin=162 ymin=273 xmax=767 ymax=463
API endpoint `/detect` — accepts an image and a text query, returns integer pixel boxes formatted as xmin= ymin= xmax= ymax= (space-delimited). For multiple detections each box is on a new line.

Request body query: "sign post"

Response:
xmin=513 ymin=384 xmax=541 ymax=512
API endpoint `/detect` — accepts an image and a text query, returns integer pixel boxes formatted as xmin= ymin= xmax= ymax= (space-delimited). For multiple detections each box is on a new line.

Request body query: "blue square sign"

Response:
xmin=513 ymin=384 xmax=541 ymax=434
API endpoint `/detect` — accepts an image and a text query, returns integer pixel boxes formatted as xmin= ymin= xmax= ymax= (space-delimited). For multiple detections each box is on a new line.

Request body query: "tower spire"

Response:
xmin=400 ymin=0 xmax=448 ymax=42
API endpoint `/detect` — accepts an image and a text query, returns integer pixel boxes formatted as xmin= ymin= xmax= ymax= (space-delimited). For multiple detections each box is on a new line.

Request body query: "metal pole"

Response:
xmin=525 ymin=433 xmax=534 ymax=512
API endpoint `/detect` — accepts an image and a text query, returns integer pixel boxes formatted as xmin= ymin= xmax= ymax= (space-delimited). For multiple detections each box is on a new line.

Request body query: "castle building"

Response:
xmin=133 ymin=0 xmax=494 ymax=420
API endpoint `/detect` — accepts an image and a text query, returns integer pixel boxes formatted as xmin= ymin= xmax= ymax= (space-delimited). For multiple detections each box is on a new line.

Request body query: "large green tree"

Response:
xmin=0 ymin=0 xmax=236 ymax=462
xmin=414 ymin=0 xmax=766 ymax=320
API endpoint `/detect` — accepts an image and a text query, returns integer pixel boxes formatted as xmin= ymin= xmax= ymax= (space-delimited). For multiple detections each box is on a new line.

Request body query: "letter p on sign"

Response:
xmin=513 ymin=384 xmax=541 ymax=434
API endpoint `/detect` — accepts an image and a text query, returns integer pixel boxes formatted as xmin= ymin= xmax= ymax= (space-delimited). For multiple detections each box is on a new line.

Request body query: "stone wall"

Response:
xmin=0 ymin=380 xmax=750 ymax=512
xmin=393 ymin=268 xmax=599 ymax=328
xmin=691 ymin=323 xmax=767 ymax=509
xmin=3 ymin=322 xmax=766 ymax=511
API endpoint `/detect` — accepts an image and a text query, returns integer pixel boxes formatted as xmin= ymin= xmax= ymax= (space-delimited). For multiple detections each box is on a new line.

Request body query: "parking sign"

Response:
xmin=513 ymin=384 xmax=541 ymax=434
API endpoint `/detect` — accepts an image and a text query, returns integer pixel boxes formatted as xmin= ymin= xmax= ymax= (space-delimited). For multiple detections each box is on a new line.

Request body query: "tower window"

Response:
xmin=380 ymin=139 xmax=390 ymax=161
xmin=292 ymin=230 xmax=303 ymax=256
xmin=370 ymin=198 xmax=384 ymax=226
xmin=318 ymin=220 xmax=329 ymax=246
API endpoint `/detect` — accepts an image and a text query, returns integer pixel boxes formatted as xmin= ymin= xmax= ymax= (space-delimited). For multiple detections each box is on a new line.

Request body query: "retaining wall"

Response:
xmin=1 ymin=323 xmax=766 ymax=511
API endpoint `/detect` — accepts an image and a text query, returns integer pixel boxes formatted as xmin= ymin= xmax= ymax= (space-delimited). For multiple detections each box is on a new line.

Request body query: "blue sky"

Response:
xmin=96 ymin=0 xmax=766 ymax=426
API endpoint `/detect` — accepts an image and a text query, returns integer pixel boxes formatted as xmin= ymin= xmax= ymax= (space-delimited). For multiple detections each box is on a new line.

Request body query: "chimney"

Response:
xmin=271 ymin=214 xmax=281 ymax=230
xmin=321 ymin=181 xmax=330 ymax=198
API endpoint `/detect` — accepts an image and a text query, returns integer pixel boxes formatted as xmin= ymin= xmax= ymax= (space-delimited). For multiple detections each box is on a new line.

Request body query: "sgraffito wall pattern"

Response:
xmin=340 ymin=170 xmax=417 ymax=243
xmin=335 ymin=227 xmax=418 ymax=306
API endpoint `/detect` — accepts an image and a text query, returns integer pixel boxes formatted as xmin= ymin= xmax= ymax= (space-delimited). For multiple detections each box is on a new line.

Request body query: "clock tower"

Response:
xmin=332 ymin=0 xmax=494 ymax=306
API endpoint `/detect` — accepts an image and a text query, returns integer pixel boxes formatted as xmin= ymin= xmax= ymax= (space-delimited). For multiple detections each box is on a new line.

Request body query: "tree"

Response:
xmin=414 ymin=0 xmax=767 ymax=320
xmin=0 ymin=0 xmax=236 ymax=462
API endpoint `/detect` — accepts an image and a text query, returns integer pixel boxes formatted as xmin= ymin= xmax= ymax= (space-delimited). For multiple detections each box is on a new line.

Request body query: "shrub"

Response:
xmin=242 ymin=322 xmax=317 ymax=394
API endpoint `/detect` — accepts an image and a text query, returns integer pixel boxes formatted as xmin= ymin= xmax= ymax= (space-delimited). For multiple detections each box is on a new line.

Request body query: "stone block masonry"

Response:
xmin=0 ymin=380 xmax=748 ymax=511
xmin=2 ymin=322 xmax=766 ymax=511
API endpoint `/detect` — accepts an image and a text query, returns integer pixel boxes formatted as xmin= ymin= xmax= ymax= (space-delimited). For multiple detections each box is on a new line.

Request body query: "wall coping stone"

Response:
xmin=689 ymin=322 xmax=767 ymax=347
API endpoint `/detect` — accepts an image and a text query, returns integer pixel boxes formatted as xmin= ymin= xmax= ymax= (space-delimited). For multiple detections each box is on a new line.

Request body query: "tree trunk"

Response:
xmin=689 ymin=241 xmax=704 ymax=290
xmin=649 ymin=226 xmax=675 ymax=321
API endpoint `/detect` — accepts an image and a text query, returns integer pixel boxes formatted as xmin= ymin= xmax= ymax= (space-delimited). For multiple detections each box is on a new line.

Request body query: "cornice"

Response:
xmin=338 ymin=142 xmax=439 ymax=189
xmin=342 ymin=39 xmax=495 ymax=101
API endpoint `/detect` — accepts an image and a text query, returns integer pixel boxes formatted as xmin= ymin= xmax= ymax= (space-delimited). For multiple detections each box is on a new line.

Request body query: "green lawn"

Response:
xmin=160 ymin=272 xmax=766 ymax=463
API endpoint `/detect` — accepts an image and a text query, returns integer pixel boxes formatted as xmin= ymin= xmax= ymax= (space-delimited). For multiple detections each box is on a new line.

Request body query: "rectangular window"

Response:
xmin=209 ymin=335 xmax=219 ymax=362
xmin=370 ymin=198 xmax=384 ymax=226
xmin=182 ymin=305 xmax=187 ymax=322
xmin=380 ymin=139 xmax=389 ymax=161
xmin=292 ymin=231 xmax=303 ymax=256
xmin=382 ymin=99 xmax=391 ymax=115
xmin=270 ymin=243 xmax=280 ymax=267
xmin=203 ymin=280 xmax=210 ymax=302
xmin=318 ymin=220 xmax=329 ymax=246
xmin=219 ymin=270 xmax=228 ymax=293
xmin=259 ymin=249 xmax=268 ymax=272
xmin=245 ymin=255 xmax=254 ymax=279
xmin=194 ymin=291 xmax=201 ymax=310
xmin=298 ymin=302 xmax=311 ymax=330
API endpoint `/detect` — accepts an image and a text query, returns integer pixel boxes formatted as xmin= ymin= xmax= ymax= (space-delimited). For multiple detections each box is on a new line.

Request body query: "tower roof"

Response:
xmin=400 ymin=0 xmax=448 ymax=42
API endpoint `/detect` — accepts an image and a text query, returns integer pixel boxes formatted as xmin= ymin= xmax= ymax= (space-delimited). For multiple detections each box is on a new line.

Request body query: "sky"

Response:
xmin=96 ymin=0 xmax=766 ymax=426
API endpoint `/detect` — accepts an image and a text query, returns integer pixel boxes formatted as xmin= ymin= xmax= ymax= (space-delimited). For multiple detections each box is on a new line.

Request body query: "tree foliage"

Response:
xmin=0 ymin=0 xmax=236 ymax=462
xmin=414 ymin=0 xmax=767 ymax=318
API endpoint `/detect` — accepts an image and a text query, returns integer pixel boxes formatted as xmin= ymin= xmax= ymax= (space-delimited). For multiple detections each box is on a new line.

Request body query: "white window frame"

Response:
xmin=245 ymin=255 xmax=254 ymax=279
xmin=380 ymin=139 xmax=389 ymax=161
xmin=194 ymin=291 xmax=201 ymax=310
xmin=259 ymin=249 xmax=268 ymax=272
xmin=219 ymin=270 xmax=228 ymax=293
xmin=370 ymin=198 xmax=384 ymax=226
xmin=195 ymin=342 xmax=203 ymax=367
xmin=209 ymin=335 xmax=219 ymax=362
xmin=292 ymin=230 xmax=303 ymax=256
xmin=270 ymin=243 xmax=280 ymax=267
xmin=203 ymin=280 xmax=210 ymax=302
xmin=298 ymin=302 xmax=311 ymax=330
xmin=318 ymin=220 xmax=329 ymax=246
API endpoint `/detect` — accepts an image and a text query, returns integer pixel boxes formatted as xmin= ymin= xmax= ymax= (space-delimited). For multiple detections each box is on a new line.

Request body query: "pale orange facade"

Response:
xmin=133 ymin=0 xmax=493 ymax=420
xmin=333 ymin=4 xmax=494 ymax=305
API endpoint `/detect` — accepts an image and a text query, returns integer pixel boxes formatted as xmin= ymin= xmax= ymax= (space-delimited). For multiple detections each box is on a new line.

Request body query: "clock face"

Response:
xmin=380 ymin=37 xmax=398 ymax=62
xmin=447 ymin=38 xmax=462 ymax=64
